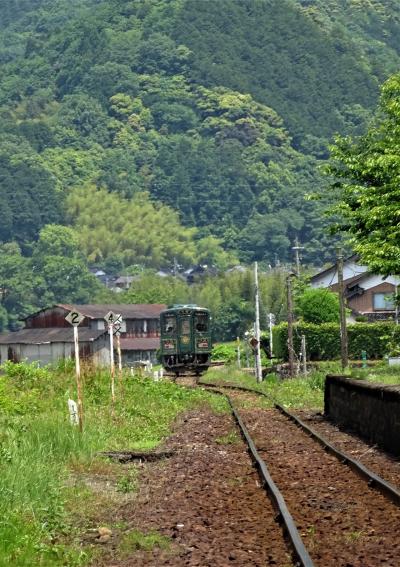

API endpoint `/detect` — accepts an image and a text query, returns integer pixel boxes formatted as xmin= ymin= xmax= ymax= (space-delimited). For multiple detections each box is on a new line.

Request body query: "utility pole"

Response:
xmin=287 ymin=274 xmax=296 ymax=377
xmin=254 ymin=262 xmax=263 ymax=383
xmin=292 ymin=238 xmax=304 ymax=277
xmin=337 ymin=248 xmax=348 ymax=370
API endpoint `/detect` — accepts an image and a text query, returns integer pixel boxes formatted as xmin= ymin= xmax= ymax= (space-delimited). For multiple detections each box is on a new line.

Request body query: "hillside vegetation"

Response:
xmin=0 ymin=0 xmax=400 ymax=262
xmin=0 ymin=0 xmax=400 ymax=317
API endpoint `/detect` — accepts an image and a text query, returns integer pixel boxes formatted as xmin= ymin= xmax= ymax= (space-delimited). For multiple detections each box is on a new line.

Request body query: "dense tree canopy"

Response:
xmin=0 ymin=0 xmax=400 ymax=329
xmin=0 ymin=0 xmax=398 ymax=270
xmin=328 ymin=74 xmax=400 ymax=275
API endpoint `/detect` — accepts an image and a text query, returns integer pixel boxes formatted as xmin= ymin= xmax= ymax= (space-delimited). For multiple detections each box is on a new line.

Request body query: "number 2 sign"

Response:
xmin=65 ymin=310 xmax=85 ymax=326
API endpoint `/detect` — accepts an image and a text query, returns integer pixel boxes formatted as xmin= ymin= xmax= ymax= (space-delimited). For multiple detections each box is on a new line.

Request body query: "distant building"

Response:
xmin=0 ymin=303 xmax=166 ymax=366
xmin=113 ymin=275 xmax=137 ymax=291
xmin=311 ymin=256 xmax=400 ymax=321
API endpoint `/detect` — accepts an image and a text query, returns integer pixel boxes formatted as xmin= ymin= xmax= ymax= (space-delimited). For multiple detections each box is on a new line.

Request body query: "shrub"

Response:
xmin=296 ymin=288 xmax=340 ymax=324
xmin=212 ymin=343 xmax=237 ymax=363
xmin=271 ymin=322 xmax=400 ymax=361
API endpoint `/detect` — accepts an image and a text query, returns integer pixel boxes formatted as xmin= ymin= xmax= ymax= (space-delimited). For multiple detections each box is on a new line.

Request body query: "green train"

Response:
xmin=160 ymin=305 xmax=212 ymax=376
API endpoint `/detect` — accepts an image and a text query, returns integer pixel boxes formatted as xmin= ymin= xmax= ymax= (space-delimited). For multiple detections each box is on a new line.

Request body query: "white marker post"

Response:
xmin=114 ymin=319 xmax=123 ymax=380
xmin=65 ymin=310 xmax=85 ymax=432
xmin=105 ymin=311 xmax=116 ymax=411
xmin=105 ymin=312 xmax=123 ymax=413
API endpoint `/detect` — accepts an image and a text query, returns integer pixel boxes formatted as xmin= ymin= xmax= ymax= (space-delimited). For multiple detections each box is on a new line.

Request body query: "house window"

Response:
xmin=373 ymin=293 xmax=395 ymax=310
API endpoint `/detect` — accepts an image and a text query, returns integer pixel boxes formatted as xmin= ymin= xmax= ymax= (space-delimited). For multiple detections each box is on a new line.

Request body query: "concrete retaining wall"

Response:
xmin=324 ymin=375 xmax=400 ymax=456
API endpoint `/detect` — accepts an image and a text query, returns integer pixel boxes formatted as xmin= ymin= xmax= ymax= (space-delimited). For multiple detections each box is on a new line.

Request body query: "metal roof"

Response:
xmin=25 ymin=304 xmax=166 ymax=321
xmin=310 ymin=254 xmax=360 ymax=282
xmin=0 ymin=328 xmax=106 ymax=345
xmin=119 ymin=338 xmax=160 ymax=351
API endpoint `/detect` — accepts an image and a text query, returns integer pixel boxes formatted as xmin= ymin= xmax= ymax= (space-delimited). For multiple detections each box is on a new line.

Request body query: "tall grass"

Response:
xmin=203 ymin=364 xmax=327 ymax=409
xmin=0 ymin=361 xmax=224 ymax=566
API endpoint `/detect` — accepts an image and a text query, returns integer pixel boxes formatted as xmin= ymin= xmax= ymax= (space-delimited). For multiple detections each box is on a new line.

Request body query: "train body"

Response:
xmin=160 ymin=305 xmax=212 ymax=375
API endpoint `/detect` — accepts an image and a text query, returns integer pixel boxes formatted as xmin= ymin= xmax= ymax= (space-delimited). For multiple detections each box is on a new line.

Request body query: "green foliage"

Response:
xmin=211 ymin=343 xmax=237 ymax=363
xmin=296 ymin=288 xmax=340 ymax=323
xmin=0 ymin=360 xmax=225 ymax=565
xmin=1 ymin=0 xmax=400 ymax=332
xmin=327 ymin=73 xmax=400 ymax=275
xmin=67 ymin=185 xmax=234 ymax=269
xmin=173 ymin=0 xmax=398 ymax=142
xmin=0 ymin=139 xmax=62 ymax=244
xmin=122 ymin=272 xmax=190 ymax=305
xmin=273 ymin=322 xmax=400 ymax=361
xmin=0 ymin=242 xmax=41 ymax=329
xmin=1 ymin=0 xmax=397 ymax=274
xmin=0 ymin=229 xmax=104 ymax=329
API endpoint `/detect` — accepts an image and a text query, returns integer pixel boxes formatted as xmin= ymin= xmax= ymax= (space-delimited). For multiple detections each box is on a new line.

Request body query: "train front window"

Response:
xmin=195 ymin=312 xmax=208 ymax=332
xmin=180 ymin=318 xmax=190 ymax=334
xmin=164 ymin=315 xmax=176 ymax=334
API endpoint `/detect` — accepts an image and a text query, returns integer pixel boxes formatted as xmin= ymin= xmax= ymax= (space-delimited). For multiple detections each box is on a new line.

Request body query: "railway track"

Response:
xmin=190 ymin=378 xmax=400 ymax=566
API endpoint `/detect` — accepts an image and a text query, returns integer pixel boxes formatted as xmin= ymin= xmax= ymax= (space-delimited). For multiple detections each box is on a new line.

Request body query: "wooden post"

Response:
xmin=337 ymin=248 xmax=348 ymax=370
xmin=301 ymin=334 xmax=307 ymax=375
xmin=116 ymin=332 xmax=122 ymax=378
xmin=237 ymin=337 xmax=241 ymax=369
xmin=268 ymin=313 xmax=274 ymax=360
xmin=73 ymin=325 xmax=84 ymax=432
xmin=254 ymin=262 xmax=263 ymax=383
xmin=287 ymin=274 xmax=296 ymax=377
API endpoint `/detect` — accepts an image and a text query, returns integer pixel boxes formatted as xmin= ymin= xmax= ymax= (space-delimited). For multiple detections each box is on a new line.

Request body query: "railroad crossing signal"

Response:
xmin=65 ymin=310 xmax=85 ymax=327
xmin=113 ymin=320 xmax=122 ymax=336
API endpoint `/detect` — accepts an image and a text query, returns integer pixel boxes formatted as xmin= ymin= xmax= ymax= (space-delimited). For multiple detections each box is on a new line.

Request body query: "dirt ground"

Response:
xmin=94 ymin=405 xmax=293 ymax=567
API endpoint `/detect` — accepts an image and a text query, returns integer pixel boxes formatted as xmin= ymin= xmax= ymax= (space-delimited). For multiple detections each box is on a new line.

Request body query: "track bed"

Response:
xmin=231 ymin=391 xmax=400 ymax=566
xmin=100 ymin=406 xmax=293 ymax=566
xmin=296 ymin=409 xmax=400 ymax=489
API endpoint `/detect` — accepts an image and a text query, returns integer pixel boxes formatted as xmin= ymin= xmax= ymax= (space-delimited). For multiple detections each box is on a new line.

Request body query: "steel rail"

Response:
xmin=176 ymin=378 xmax=315 ymax=565
xmin=226 ymin=395 xmax=315 ymax=567
xmin=201 ymin=381 xmax=400 ymax=507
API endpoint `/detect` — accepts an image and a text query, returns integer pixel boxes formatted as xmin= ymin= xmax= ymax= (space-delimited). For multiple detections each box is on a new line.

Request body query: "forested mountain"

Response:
xmin=1 ymin=0 xmax=400 ymax=274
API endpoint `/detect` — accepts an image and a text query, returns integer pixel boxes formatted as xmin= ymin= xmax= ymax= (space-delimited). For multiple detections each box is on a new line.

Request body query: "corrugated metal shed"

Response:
xmin=0 ymin=328 xmax=106 ymax=344
xmin=24 ymin=304 xmax=166 ymax=322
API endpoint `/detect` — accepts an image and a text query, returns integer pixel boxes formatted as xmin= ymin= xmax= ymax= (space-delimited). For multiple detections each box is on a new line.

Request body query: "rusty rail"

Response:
xmin=227 ymin=396 xmax=315 ymax=567
xmin=201 ymin=381 xmax=400 ymax=507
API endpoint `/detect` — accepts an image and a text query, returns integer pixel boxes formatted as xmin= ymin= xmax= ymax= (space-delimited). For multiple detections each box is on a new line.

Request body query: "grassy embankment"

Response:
xmin=202 ymin=361 xmax=400 ymax=410
xmin=3 ymin=356 xmax=399 ymax=565
xmin=0 ymin=360 xmax=226 ymax=566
